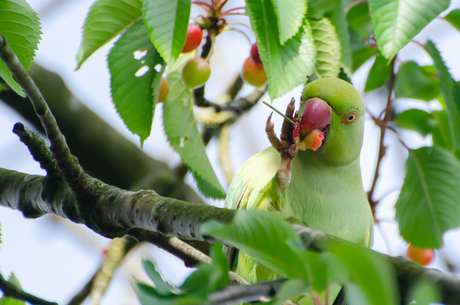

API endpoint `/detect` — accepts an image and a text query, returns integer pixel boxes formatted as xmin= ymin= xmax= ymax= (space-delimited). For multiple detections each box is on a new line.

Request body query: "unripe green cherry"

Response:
xmin=181 ymin=58 xmax=211 ymax=88
xmin=242 ymin=57 xmax=267 ymax=87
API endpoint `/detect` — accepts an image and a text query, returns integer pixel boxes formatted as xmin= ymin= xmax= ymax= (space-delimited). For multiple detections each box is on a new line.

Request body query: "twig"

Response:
xmin=12 ymin=123 xmax=61 ymax=179
xmin=219 ymin=123 xmax=234 ymax=186
xmin=89 ymin=237 xmax=128 ymax=305
xmin=0 ymin=35 xmax=91 ymax=197
xmin=0 ymin=273 xmax=58 ymax=305
xmin=366 ymin=58 xmax=396 ymax=217
xmin=207 ymin=278 xmax=285 ymax=305
xmin=67 ymin=237 xmax=138 ymax=305
xmin=195 ymin=84 xmax=267 ymax=117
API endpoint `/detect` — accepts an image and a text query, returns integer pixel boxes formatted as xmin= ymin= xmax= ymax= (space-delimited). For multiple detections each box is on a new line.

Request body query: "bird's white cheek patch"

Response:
xmin=298 ymin=129 xmax=324 ymax=151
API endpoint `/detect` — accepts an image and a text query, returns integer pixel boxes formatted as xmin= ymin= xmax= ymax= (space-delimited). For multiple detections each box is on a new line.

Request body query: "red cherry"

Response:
xmin=406 ymin=245 xmax=434 ymax=266
xmin=242 ymin=57 xmax=267 ymax=87
xmin=300 ymin=98 xmax=332 ymax=131
xmin=182 ymin=24 xmax=203 ymax=53
xmin=157 ymin=77 xmax=169 ymax=103
xmin=181 ymin=58 xmax=211 ymax=88
xmin=250 ymin=43 xmax=262 ymax=65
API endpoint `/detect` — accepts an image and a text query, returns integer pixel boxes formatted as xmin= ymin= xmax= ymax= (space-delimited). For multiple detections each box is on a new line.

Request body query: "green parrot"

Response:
xmin=224 ymin=78 xmax=374 ymax=304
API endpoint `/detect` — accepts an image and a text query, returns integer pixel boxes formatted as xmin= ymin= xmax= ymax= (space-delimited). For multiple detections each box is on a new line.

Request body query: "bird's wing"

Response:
xmin=225 ymin=147 xmax=280 ymax=211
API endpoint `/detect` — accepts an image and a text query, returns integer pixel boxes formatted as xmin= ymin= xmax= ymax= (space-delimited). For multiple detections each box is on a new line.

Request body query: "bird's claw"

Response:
xmin=265 ymin=98 xmax=299 ymax=190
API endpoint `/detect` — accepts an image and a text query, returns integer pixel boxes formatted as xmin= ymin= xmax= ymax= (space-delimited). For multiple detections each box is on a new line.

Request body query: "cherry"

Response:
xmin=242 ymin=57 xmax=267 ymax=87
xmin=157 ymin=77 xmax=169 ymax=103
xmin=182 ymin=24 xmax=203 ymax=53
xmin=250 ymin=43 xmax=262 ymax=65
xmin=181 ymin=57 xmax=211 ymax=88
xmin=406 ymin=245 xmax=434 ymax=266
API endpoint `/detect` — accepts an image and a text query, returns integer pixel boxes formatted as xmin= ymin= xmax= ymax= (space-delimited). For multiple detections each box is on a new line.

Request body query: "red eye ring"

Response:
xmin=344 ymin=112 xmax=358 ymax=124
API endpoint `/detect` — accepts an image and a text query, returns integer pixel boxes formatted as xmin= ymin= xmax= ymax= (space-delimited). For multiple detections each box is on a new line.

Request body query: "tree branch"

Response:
xmin=0 ymin=273 xmax=58 ymax=305
xmin=207 ymin=279 xmax=284 ymax=305
xmin=367 ymin=58 xmax=396 ymax=217
xmin=0 ymin=35 xmax=89 ymax=197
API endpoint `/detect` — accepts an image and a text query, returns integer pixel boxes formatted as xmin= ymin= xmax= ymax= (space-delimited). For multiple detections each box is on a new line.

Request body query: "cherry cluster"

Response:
xmin=158 ymin=14 xmax=269 ymax=103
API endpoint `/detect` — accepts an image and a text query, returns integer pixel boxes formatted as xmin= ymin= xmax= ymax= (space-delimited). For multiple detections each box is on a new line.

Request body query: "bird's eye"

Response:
xmin=344 ymin=112 xmax=358 ymax=124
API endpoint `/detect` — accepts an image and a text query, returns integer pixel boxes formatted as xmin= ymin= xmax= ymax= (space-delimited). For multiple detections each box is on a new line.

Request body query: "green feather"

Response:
xmin=224 ymin=78 xmax=374 ymax=304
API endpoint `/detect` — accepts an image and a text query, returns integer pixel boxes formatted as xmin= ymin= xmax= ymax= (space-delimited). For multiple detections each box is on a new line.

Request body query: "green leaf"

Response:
xmin=307 ymin=0 xmax=339 ymax=19
xmin=108 ymin=19 xmax=165 ymax=144
xmin=143 ymin=260 xmax=176 ymax=295
xmin=163 ymin=60 xmax=226 ymax=199
xmin=346 ymin=1 xmax=373 ymax=38
xmin=332 ymin=244 xmax=399 ymax=305
xmin=142 ymin=0 xmax=191 ymax=66
xmin=76 ymin=0 xmax=142 ymax=69
xmin=395 ymin=109 xmax=436 ymax=137
xmin=246 ymin=0 xmax=316 ymax=99
xmin=330 ymin=0 xmax=353 ymax=76
xmin=368 ymin=0 xmax=449 ymax=61
xmin=311 ymin=18 xmax=341 ymax=78
xmin=408 ymin=280 xmax=441 ymax=305
xmin=432 ymin=110 xmax=455 ymax=150
xmin=271 ymin=0 xmax=307 ymax=44
xmin=426 ymin=40 xmax=460 ymax=152
xmin=180 ymin=243 xmax=229 ymax=298
xmin=444 ymin=9 xmax=460 ymax=33
xmin=266 ymin=279 xmax=310 ymax=305
xmin=364 ymin=54 xmax=391 ymax=92
xmin=134 ymin=282 xmax=201 ymax=305
xmin=349 ymin=29 xmax=377 ymax=72
xmin=395 ymin=146 xmax=460 ymax=249
xmin=0 ymin=0 xmax=41 ymax=97
xmin=201 ymin=210 xmax=310 ymax=280
xmin=394 ymin=61 xmax=439 ymax=101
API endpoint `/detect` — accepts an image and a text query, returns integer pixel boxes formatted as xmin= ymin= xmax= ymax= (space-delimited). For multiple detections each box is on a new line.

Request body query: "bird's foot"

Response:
xmin=265 ymin=98 xmax=299 ymax=190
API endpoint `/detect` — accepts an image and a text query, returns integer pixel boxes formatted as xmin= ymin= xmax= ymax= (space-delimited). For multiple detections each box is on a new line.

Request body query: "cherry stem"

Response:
xmin=221 ymin=7 xmax=246 ymax=14
xmin=263 ymin=101 xmax=295 ymax=125
xmin=192 ymin=1 xmax=212 ymax=9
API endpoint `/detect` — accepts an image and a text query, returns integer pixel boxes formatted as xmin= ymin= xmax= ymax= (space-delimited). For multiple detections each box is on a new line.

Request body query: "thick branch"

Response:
xmin=0 ymin=167 xmax=234 ymax=239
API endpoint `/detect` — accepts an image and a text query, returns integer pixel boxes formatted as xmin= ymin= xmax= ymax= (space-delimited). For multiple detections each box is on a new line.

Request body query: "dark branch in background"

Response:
xmin=0 ymin=273 xmax=57 ymax=305
xmin=367 ymin=58 xmax=396 ymax=218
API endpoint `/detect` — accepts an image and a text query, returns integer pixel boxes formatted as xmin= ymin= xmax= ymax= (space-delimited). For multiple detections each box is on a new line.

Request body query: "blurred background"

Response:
xmin=1 ymin=0 xmax=460 ymax=304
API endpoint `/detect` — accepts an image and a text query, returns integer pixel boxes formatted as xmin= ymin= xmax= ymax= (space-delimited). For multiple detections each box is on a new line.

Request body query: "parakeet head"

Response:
xmin=297 ymin=78 xmax=365 ymax=166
